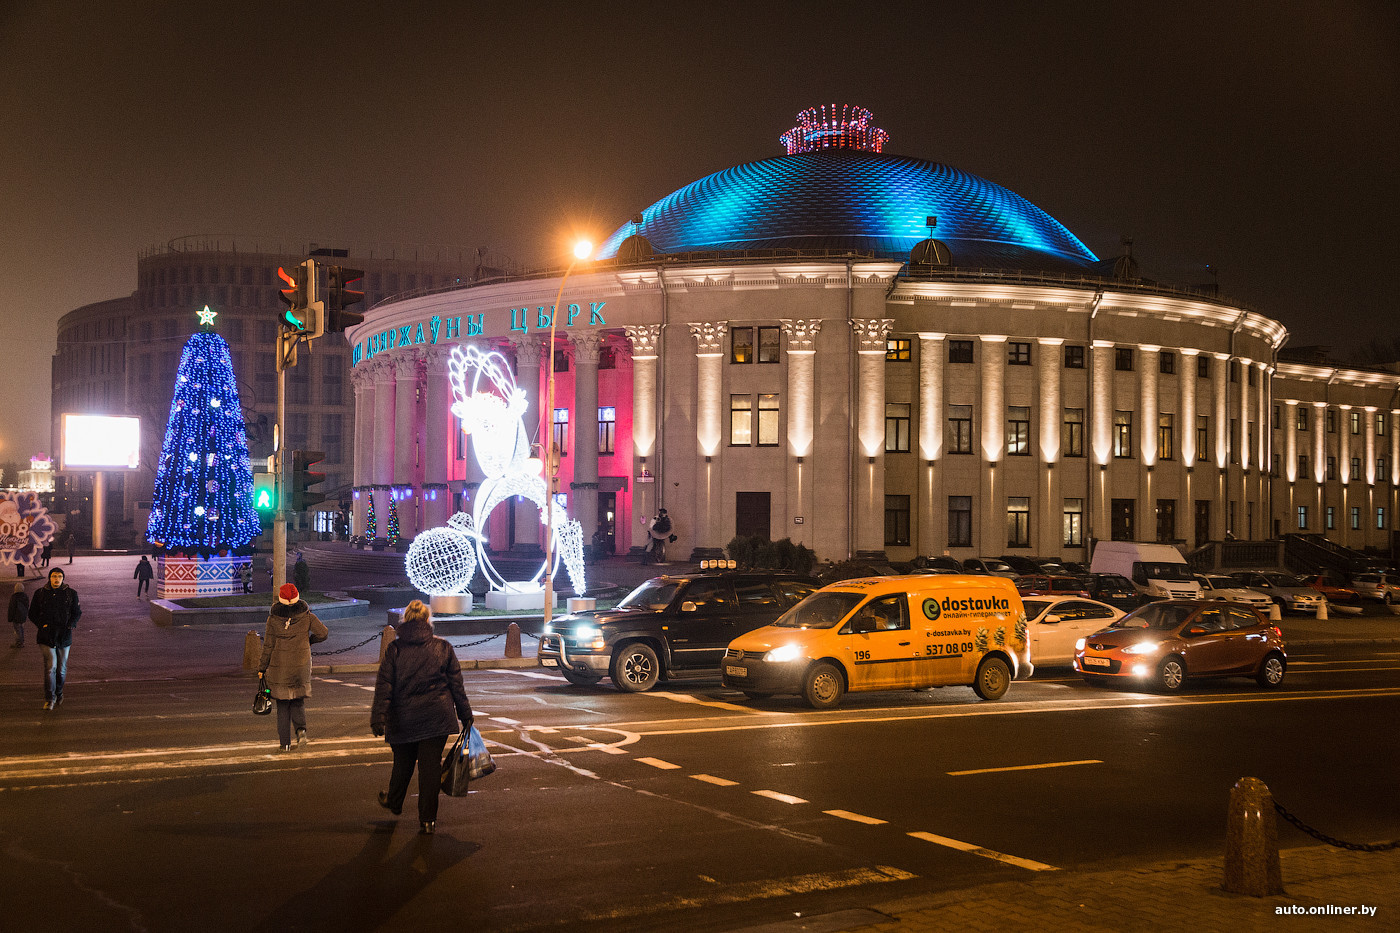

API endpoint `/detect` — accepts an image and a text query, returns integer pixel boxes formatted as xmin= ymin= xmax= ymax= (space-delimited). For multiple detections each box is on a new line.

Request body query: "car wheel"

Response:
xmin=1255 ymin=652 xmax=1286 ymax=688
xmin=802 ymin=661 xmax=845 ymax=709
xmin=1157 ymin=656 xmax=1186 ymax=692
xmin=1385 ymin=592 xmax=1394 ymax=607
xmin=560 ymin=667 xmax=603 ymax=687
xmin=972 ymin=657 xmax=1011 ymax=700
xmin=742 ymin=691 xmax=773 ymax=700
xmin=610 ymin=642 xmax=660 ymax=693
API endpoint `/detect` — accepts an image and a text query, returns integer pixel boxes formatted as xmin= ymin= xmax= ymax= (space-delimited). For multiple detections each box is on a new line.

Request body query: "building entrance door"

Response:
xmin=597 ymin=493 xmax=616 ymax=556
xmin=1110 ymin=498 xmax=1135 ymax=541
xmin=735 ymin=492 xmax=771 ymax=540
xmin=1195 ymin=500 xmax=1212 ymax=548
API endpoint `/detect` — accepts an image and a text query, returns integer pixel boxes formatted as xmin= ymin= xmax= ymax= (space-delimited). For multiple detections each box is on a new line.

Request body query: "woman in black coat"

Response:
xmin=370 ymin=600 xmax=474 ymax=834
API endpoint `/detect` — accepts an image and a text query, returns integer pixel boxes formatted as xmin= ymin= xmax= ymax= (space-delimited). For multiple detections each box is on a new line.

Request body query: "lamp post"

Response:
xmin=542 ymin=240 xmax=593 ymax=632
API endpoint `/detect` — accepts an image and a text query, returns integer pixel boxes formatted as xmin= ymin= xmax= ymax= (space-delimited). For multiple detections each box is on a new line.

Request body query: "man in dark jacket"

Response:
xmin=28 ymin=568 xmax=81 ymax=709
xmin=8 ymin=582 xmax=28 ymax=648
xmin=134 ymin=556 xmax=154 ymax=598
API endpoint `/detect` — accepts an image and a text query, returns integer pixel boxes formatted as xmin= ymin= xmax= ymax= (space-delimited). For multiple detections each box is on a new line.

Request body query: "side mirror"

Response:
xmin=680 ymin=601 xmax=697 ymax=613
xmin=1185 ymin=625 xmax=1209 ymax=637
xmin=1042 ymin=614 xmax=1061 ymax=625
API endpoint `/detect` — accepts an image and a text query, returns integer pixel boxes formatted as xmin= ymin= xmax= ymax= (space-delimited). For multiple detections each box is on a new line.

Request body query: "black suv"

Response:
xmin=538 ymin=570 xmax=818 ymax=692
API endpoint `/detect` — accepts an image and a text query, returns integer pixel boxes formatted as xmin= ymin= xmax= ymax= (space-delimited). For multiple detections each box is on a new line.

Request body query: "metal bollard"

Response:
xmin=1315 ymin=600 xmax=1328 ymax=620
xmin=377 ymin=624 xmax=397 ymax=663
xmin=505 ymin=622 xmax=522 ymax=658
xmin=242 ymin=631 xmax=262 ymax=671
xmin=1223 ymin=776 xmax=1284 ymax=896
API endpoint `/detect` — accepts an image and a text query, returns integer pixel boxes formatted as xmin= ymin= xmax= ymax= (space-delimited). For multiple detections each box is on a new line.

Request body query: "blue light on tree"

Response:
xmin=146 ymin=309 xmax=261 ymax=552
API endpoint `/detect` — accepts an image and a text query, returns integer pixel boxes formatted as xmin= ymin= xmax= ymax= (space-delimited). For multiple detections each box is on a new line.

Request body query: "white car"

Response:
xmin=1021 ymin=597 xmax=1124 ymax=666
xmin=1349 ymin=572 xmax=1400 ymax=604
xmin=1195 ymin=574 xmax=1273 ymax=611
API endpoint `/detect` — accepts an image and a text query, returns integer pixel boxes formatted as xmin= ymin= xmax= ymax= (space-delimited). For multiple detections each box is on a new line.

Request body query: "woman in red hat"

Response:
xmin=258 ymin=583 xmax=329 ymax=751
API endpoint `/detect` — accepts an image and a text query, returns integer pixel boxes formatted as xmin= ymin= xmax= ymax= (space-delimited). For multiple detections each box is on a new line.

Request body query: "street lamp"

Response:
xmin=542 ymin=239 xmax=593 ymax=632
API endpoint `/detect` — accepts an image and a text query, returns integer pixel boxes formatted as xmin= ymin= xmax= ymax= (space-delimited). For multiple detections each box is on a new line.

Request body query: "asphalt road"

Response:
xmin=1 ymin=646 xmax=1397 ymax=932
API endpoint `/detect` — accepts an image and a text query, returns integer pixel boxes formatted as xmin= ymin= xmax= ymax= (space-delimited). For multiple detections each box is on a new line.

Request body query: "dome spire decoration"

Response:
xmin=780 ymin=105 xmax=888 ymax=154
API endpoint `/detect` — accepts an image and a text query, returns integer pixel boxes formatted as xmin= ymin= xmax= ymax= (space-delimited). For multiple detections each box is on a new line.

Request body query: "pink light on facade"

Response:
xmin=779 ymin=104 xmax=889 ymax=154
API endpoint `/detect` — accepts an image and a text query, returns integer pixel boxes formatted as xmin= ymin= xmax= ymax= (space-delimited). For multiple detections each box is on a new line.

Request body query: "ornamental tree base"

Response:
xmin=156 ymin=554 xmax=252 ymax=599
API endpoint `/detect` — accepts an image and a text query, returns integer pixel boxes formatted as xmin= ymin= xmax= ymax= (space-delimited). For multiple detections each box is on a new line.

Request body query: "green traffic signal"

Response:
xmin=252 ymin=472 xmax=278 ymax=511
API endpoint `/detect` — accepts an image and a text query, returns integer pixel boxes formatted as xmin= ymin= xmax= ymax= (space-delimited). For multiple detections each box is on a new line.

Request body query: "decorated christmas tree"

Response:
xmin=146 ymin=308 xmax=262 ymax=554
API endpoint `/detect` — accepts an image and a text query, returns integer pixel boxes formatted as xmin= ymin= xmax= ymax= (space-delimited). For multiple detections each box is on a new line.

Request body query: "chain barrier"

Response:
xmin=312 ymin=633 xmax=382 ymax=657
xmin=1274 ymin=801 xmax=1400 ymax=852
xmin=310 ymin=624 xmax=544 ymax=657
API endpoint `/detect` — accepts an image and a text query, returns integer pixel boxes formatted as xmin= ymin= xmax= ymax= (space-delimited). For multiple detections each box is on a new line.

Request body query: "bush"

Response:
xmin=724 ymin=535 xmax=817 ymax=575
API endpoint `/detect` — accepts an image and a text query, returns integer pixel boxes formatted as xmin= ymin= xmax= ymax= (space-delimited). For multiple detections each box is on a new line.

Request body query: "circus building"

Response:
xmin=348 ymin=106 xmax=1400 ymax=565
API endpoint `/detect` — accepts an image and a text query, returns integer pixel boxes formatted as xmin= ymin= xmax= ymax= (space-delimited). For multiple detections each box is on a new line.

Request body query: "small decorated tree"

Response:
xmin=146 ymin=308 xmax=260 ymax=595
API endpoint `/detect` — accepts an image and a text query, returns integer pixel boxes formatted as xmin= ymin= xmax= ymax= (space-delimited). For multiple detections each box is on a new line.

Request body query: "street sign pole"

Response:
xmin=274 ymin=335 xmax=289 ymax=591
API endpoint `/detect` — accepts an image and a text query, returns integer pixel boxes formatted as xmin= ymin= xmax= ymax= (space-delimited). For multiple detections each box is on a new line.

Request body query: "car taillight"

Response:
xmin=1271 ymin=626 xmax=1282 ymax=637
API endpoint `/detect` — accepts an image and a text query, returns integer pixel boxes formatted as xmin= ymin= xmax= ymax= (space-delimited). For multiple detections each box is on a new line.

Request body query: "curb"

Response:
xmin=314 ymin=656 xmax=542 ymax=675
xmin=153 ymin=597 xmax=370 ymax=626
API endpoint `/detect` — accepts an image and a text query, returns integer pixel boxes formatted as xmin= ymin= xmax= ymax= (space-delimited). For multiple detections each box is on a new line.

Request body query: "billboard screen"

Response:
xmin=60 ymin=414 xmax=141 ymax=470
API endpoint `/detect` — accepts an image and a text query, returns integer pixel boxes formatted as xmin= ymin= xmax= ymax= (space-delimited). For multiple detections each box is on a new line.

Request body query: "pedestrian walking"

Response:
xmin=293 ymin=551 xmax=310 ymax=592
xmin=40 ymin=541 xmax=52 ymax=568
xmin=134 ymin=556 xmax=154 ymax=598
xmin=642 ymin=509 xmax=673 ymax=564
xmin=257 ymin=583 xmax=329 ymax=751
xmin=8 ymin=581 xmax=28 ymax=648
xmin=28 ymin=568 xmax=81 ymax=709
xmin=240 ymin=562 xmax=253 ymax=594
xmin=371 ymin=599 xmax=474 ymax=835
xmin=66 ymin=532 xmax=75 ymax=565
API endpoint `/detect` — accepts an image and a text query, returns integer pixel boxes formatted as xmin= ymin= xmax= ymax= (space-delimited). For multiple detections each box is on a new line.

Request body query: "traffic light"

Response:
xmin=289 ymin=449 xmax=326 ymax=512
xmin=276 ymin=259 xmax=323 ymax=338
xmin=252 ymin=472 xmax=278 ymax=530
xmin=326 ymin=266 xmax=366 ymax=333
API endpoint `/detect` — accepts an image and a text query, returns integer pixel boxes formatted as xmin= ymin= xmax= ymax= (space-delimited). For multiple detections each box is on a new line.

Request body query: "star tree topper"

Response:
xmin=197 ymin=305 xmax=218 ymax=327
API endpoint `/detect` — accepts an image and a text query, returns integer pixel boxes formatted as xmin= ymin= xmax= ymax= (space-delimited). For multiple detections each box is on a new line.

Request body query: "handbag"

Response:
xmin=253 ymin=678 xmax=273 ymax=715
xmin=441 ymin=724 xmax=495 ymax=797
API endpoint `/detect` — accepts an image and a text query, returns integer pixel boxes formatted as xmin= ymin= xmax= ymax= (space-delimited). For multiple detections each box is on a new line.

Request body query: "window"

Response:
xmin=730 ymin=327 xmax=753 ymax=363
xmin=948 ymin=496 xmax=972 ymax=547
xmin=758 ymin=394 xmax=779 ymax=446
xmin=1114 ymin=411 xmax=1134 ymax=458
xmin=949 ymin=405 xmax=973 ymax=454
xmin=1160 ymin=352 xmax=1176 ymax=375
xmin=1327 ymin=409 xmax=1337 ymax=433
xmin=1007 ymin=497 xmax=1030 ymax=548
xmin=599 ymin=346 xmax=617 ymax=370
xmin=1063 ymin=498 xmax=1084 ymax=547
xmin=949 ymin=340 xmax=974 ymax=363
xmin=321 ymin=354 xmax=344 ymax=405
xmin=1326 ymin=506 xmax=1336 ymax=530
xmin=1197 ymin=356 xmax=1210 ymax=378
xmin=885 ymin=495 xmax=911 ymax=547
xmin=553 ymin=408 xmax=569 ymax=455
xmin=1230 ymin=361 xmax=1240 ymax=383
xmin=1063 ymin=408 xmax=1084 ymax=457
xmin=1230 ymin=419 xmax=1238 ymax=463
xmin=1298 ymin=455 xmax=1309 ymax=478
xmin=1379 ymin=508 xmax=1388 ymax=530
xmin=1327 ymin=456 xmax=1337 ymax=480
xmin=1115 ymin=348 xmax=1134 ymax=371
xmin=886 ymin=337 xmax=911 ymax=362
xmin=1272 ymin=405 xmax=1280 ymax=431
xmin=1007 ymin=406 xmax=1030 ymax=456
xmin=1158 ymin=413 xmax=1175 ymax=460
xmin=1272 ymin=453 xmax=1280 ymax=476
xmin=598 ymin=406 xmax=616 ymax=455
xmin=1296 ymin=407 xmax=1310 ymax=432
xmin=758 ymin=327 xmax=780 ymax=363
xmin=1380 ymin=457 xmax=1389 ymax=478
xmin=553 ymin=349 xmax=570 ymax=372
xmin=1297 ymin=506 xmax=1308 ymax=530
xmin=1247 ymin=366 xmax=1257 ymax=387
xmin=885 ymin=402 xmax=911 ymax=453
xmin=321 ymin=414 xmax=343 ymax=458
xmin=1063 ymin=345 xmax=1085 ymax=369
xmin=730 ymin=395 xmax=752 ymax=445
xmin=1351 ymin=507 xmax=1361 ymax=530
xmin=1351 ymin=411 xmax=1362 ymax=435
xmin=1008 ymin=342 xmax=1031 ymax=366
xmin=1379 ymin=413 xmax=1388 ymax=437
xmin=1352 ymin=457 xmax=1362 ymax=479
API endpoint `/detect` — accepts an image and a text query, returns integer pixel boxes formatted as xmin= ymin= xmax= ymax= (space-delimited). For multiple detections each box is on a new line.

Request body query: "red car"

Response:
xmin=1074 ymin=600 xmax=1286 ymax=692
xmin=1300 ymin=574 xmax=1360 ymax=605
xmin=1016 ymin=574 xmax=1093 ymax=599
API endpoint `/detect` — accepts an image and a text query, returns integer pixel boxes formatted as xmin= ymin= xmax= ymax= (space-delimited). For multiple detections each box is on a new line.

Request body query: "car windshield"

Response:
xmin=1259 ymin=572 xmax=1301 ymax=587
xmin=773 ymin=591 xmax=865 ymax=629
xmin=616 ymin=580 xmax=680 ymax=611
xmin=1022 ymin=599 xmax=1052 ymax=620
xmin=1098 ymin=575 xmax=1133 ymax=592
xmin=1141 ymin=562 xmax=1195 ymax=582
xmin=1204 ymin=576 xmax=1236 ymax=589
xmin=1110 ymin=602 xmax=1197 ymax=631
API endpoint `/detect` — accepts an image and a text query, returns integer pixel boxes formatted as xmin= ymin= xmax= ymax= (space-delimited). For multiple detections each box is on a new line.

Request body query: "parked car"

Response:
xmin=1088 ymin=573 xmax=1140 ymax=611
xmin=1060 ymin=561 xmax=1090 ymax=575
xmin=1299 ymin=573 xmax=1360 ymax=606
xmin=1347 ymin=572 xmax=1400 ymax=605
xmin=1074 ymin=600 xmax=1287 ymax=691
xmin=998 ymin=555 xmax=1042 ymax=575
xmin=963 ymin=557 xmax=1018 ymax=578
xmin=1016 ymin=574 xmax=1093 ymax=599
xmin=1228 ymin=571 xmax=1324 ymax=614
xmin=1021 ymin=597 xmax=1124 ymax=665
xmin=914 ymin=555 xmax=964 ymax=573
xmin=538 ymin=569 xmax=819 ymax=692
xmin=1195 ymin=574 xmax=1273 ymax=611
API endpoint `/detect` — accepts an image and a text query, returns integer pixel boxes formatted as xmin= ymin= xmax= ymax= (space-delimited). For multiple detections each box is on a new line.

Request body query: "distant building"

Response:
xmin=18 ymin=456 xmax=54 ymax=493
xmin=50 ymin=237 xmax=476 ymax=545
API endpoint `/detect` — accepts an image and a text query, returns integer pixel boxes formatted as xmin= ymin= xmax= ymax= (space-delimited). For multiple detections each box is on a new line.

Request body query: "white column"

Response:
xmin=1284 ymin=401 xmax=1298 ymax=482
xmin=1091 ymin=341 xmax=1114 ymax=541
xmin=393 ymin=352 xmax=422 ymax=539
xmin=1180 ymin=349 xmax=1199 ymax=545
xmin=625 ymin=325 xmax=661 ymax=554
xmin=423 ymin=346 xmax=452 ymax=530
xmin=918 ymin=333 xmax=945 ymax=555
xmin=1213 ymin=353 xmax=1230 ymax=471
xmin=852 ymin=319 xmax=892 ymax=556
xmin=1038 ymin=338 xmax=1063 ymax=555
xmin=1139 ymin=347 xmax=1160 ymax=541
xmin=782 ymin=319 xmax=822 ymax=546
xmin=979 ymin=335 xmax=1006 ymax=553
xmin=351 ymin=365 xmax=374 ymax=536
xmin=690 ymin=322 xmax=728 ymax=551
xmin=1314 ymin=402 xmax=1328 ymax=530
xmin=371 ymin=358 xmax=396 ymax=539
xmin=570 ymin=332 xmax=603 ymax=544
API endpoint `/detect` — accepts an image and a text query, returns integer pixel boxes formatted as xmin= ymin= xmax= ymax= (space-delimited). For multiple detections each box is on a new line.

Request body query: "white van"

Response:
xmin=1089 ymin=542 xmax=1203 ymax=601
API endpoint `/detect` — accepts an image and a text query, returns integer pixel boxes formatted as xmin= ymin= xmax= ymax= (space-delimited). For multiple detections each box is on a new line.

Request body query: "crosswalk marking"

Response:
xmin=691 ymin=774 xmax=739 ymax=786
xmin=908 ymin=831 xmax=1058 ymax=871
xmin=947 ymin=759 xmax=1101 ymax=776
xmin=637 ymin=757 xmax=681 ymax=769
xmin=825 ymin=809 xmax=887 ymax=825
xmin=752 ymin=789 xmax=806 ymax=805
xmin=647 ymin=691 xmax=756 ymax=713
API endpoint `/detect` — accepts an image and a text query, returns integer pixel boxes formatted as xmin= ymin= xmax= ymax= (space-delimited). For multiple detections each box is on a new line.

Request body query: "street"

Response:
xmin=2 ymin=645 xmax=1397 ymax=932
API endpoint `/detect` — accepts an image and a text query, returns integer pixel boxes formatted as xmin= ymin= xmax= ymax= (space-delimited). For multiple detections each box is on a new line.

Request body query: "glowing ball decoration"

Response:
xmin=405 ymin=513 xmax=479 ymax=595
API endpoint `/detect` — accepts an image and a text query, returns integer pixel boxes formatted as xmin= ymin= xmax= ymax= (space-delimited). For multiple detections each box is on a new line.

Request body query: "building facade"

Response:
xmin=347 ymin=108 xmax=1400 ymax=565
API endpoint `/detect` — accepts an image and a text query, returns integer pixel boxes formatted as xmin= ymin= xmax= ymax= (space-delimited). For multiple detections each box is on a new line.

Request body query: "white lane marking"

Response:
xmin=909 ymin=831 xmax=1058 ymax=872
xmin=948 ymin=759 xmax=1102 ymax=776
xmin=753 ymin=790 xmax=806 ymax=805
xmin=636 ymin=757 xmax=681 ymax=770
xmin=825 ymin=809 xmax=888 ymax=825
xmin=647 ymin=691 xmax=758 ymax=713
xmin=491 ymin=716 xmax=521 ymax=725
xmin=589 ymin=743 xmax=628 ymax=755
xmin=494 ymin=669 xmax=560 ymax=680
xmin=527 ymin=726 xmax=558 ymax=734
xmin=692 ymin=774 xmax=739 ymax=786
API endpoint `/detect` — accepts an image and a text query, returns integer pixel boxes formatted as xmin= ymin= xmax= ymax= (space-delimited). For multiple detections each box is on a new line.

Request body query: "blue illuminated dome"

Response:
xmin=597 ymin=108 xmax=1099 ymax=274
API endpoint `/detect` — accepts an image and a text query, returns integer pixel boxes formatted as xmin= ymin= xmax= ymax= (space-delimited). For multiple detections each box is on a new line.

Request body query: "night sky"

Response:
xmin=1 ymin=0 xmax=1395 ymax=463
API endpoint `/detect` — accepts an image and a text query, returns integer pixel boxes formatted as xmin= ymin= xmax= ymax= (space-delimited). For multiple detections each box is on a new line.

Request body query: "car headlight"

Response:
xmin=542 ymin=623 xmax=553 ymax=634
xmin=764 ymin=644 xmax=803 ymax=663
xmin=1121 ymin=641 xmax=1161 ymax=655
xmin=1074 ymin=637 xmax=1086 ymax=652
xmin=573 ymin=625 xmax=601 ymax=639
